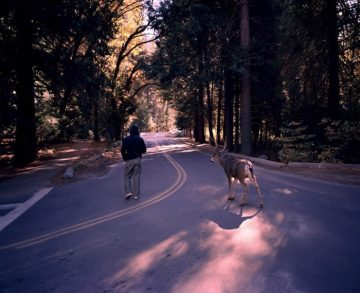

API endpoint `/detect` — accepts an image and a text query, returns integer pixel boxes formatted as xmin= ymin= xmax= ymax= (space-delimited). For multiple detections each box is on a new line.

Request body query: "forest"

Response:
xmin=0 ymin=0 xmax=359 ymax=166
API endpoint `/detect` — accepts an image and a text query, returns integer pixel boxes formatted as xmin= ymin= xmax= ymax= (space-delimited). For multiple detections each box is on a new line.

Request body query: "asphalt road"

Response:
xmin=0 ymin=132 xmax=359 ymax=293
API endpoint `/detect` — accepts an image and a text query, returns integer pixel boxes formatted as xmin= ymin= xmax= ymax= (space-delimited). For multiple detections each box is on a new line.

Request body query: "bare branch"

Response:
xmin=121 ymin=36 xmax=159 ymax=60
xmin=112 ymin=19 xmax=157 ymax=85
xmin=129 ymin=82 xmax=160 ymax=99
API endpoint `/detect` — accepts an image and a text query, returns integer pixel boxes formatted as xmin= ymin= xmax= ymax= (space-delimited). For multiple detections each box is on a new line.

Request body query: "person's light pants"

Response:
xmin=124 ymin=157 xmax=142 ymax=197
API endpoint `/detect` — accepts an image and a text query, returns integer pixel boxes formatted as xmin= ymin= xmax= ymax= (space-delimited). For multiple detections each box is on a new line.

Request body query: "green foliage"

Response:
xmin=176 ymin=114 xmax=192 ymax=130
xmin=1 ymin=0 xmax=360 ymax=165
xmin=319 ymin=119 xmax=360 ymax=163
xmin=277 ymin=116 xmax=360 ymax=164
xmin=37 ymin=116 xmax=60 ymax=143
xmin=149 ymin=1 xmax=228 ymax=142
xmin=0 ymin=0 xmax=120 ymax=155
xmin=275 ymin=0 xmax=359 ymax=163
xmin=132 ymin=106 xmax=149 ymax=132
xmin=277 ymin=121 xmax=316 ymax=163
xmin=148 ymin=0 xmax=285 ymax=147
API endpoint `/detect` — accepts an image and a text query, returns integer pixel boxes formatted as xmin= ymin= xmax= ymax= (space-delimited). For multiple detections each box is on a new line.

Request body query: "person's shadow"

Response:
xmin=206 ymin=201 xmax=263 ymax=230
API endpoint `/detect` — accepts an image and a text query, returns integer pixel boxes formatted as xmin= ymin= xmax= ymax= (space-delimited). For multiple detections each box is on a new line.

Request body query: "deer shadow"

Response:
xmin=206 ymin=201 xmax=263 ymax=230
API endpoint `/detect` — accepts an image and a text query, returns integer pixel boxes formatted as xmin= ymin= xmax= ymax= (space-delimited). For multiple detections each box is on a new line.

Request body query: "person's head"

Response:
xmin=129 ymin=124 xmax=140 ymax=135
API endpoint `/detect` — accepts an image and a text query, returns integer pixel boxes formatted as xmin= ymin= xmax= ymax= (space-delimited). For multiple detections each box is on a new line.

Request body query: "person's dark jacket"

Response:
xmin=121 ymin=126 xmax=146 ymax=161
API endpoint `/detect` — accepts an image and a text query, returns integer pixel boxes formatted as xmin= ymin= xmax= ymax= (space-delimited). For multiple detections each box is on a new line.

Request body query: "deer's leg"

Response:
xmin=239 ymin=180 xmax=248 ymax=206
xmin=250 ymin=174 xmax=264 ymax=208
xmin=253 ymin=179 xmax=264 ymax=208
xmin=227 ymin=176 xmax=235 ymax=200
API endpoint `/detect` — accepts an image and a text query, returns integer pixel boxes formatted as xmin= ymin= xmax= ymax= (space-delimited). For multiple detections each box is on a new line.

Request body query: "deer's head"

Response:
xmin=210 ymin=138 xmax=228 ymax=164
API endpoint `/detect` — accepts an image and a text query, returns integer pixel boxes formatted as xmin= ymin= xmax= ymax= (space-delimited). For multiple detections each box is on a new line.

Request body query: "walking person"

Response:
xmin=121 ymin=125 xmax=146 ymax=200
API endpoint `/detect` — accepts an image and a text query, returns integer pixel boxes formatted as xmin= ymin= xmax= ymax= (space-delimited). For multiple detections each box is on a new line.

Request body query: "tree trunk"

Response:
xmin=327 ymin=0 xmax=340 ymax=116
xmin=197 ymin=82 xmax=206 ymax=143
xmin=234 ymin=78 xmax=240 ymax=152
xmin=224 ymin=68 xmax=234 ymax=151
xmin=196 ymin=40 xmax=206 ymax=143
xmin=216 ymin=73 xmax=223 ymax=145
xmin=206 ymin=80 xmax=214 ymax=143
xmin=194 ymin=97 xmax=199 ymax=142
xmin=14 ymin=1 xmax=37 ymax=166
xmin=204 ymin=43 xmax=214 ymax=143
xmin=93 ymin=100 xmax=100 ymax=141
xmin=240 ymin=0 xmax=252 ymax=155
xmin=58 ymin=86 xmax=72 ymax=141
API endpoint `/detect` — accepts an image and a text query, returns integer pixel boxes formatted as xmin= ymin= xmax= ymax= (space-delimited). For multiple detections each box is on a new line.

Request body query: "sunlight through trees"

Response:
xmin=0 ymin=0 xmax=359 ymax=166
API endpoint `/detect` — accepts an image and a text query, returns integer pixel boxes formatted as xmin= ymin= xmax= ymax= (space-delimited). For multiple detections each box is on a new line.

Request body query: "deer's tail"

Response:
xmin=244 ymin=161 xmax=255 ymax=180
xmin=249 ymin=165 xmax=254 ymax=176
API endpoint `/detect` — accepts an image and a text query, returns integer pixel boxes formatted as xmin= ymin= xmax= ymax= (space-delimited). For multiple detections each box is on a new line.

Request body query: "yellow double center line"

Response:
xmin=1 ymin=153 xmax=187 ymax=250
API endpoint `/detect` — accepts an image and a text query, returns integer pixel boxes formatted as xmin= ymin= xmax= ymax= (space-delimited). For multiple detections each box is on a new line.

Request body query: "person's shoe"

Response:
xmin=125 ymin=193 xmax=132 ymax=200
xmin=133 ymin=195 xmax=141 ymax=200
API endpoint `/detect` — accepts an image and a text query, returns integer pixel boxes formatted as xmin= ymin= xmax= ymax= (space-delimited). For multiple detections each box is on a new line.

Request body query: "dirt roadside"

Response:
xmin=0 ymin=140 xmax=121 ymax=184
xmin=1 ymin=139 xmax=359 ymax=186
xmin=276 ymin=166 xmax=360 ymax=185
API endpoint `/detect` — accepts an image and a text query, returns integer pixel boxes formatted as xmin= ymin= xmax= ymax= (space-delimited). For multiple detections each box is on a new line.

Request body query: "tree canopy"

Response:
xmin=0 ymin=0 xmax=359 ymax=166
xmin=146 ymin=0 xmax=359 ymax=162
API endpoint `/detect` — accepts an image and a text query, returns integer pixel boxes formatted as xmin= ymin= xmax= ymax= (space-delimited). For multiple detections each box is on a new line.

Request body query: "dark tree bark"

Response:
xmin=222 ymin=0 xmax=238 ymax=151
xmin=195 ymin=38 xmax=206 ymax=143
xmin=234 ymin=78 xmax=240 ymax=153
xmin=206 ymin=79 xmax=214 ymax=143
xmin=58 ymin=85 xmax=72 ymax=140
xmin=224 ymin=68 xmax=234 ymax=151
xmin=57 ymin=35 xmax=82 ymax=141
xmin=327 ymin=0 xmax=340 ymax=116
xmin=14 ymin=0 xmax=37 ymax=166
xmin=204 ymin=43 xmax=214 ymax=143
xmin=216 ymin=73 xmax=223 ymax=145
xmin=197 ymin=81 xmax=206 ymax=143
xmin=194 ymin=93 xmax=199 ymax=142
xmin=93 ymin=100 xmax=100 ymax=141
xmin=240 ymin=0 xmax=252 ymax=155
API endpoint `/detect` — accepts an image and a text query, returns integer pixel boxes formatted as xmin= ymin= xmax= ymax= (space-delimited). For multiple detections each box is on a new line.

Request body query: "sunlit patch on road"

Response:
xmin=171 ymin=215 xmax=285 ymax=292
xmin=273 ymin=188 xmax=297 ymax=196
xmin=146 ymin=143 xmax=189 ymax=155
xmin=178 ymin=149 xmax=197 ymax=153
xmin=101 ymin=213 xmax=287 ymax=293
xmin=103 ymin=231 xmax=189 ymax=290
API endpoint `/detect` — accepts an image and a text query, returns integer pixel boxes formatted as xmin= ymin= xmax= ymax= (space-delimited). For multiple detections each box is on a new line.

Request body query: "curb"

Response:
xmin=188 ymin=141 xmax=360 ymax=171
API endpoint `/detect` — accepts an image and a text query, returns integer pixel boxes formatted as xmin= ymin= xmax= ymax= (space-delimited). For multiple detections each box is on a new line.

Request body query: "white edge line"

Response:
xmin=0 ymin=203 xmax=21 ymax=210
xmin=0 ymin=187 xmax=53 ymax=232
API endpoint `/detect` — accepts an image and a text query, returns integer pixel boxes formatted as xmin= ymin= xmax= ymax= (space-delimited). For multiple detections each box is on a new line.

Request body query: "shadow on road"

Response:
xmin=206 ymin=201 xmax=263 ymax=230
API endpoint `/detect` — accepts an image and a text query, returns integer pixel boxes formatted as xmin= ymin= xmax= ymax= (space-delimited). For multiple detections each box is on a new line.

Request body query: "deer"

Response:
xmin=210 ymin=138 xmax=264 ymax=208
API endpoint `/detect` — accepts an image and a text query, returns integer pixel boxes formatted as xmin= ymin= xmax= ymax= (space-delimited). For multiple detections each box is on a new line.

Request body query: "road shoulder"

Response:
xmin=189 ymin=140 xmax=360 ymax=186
